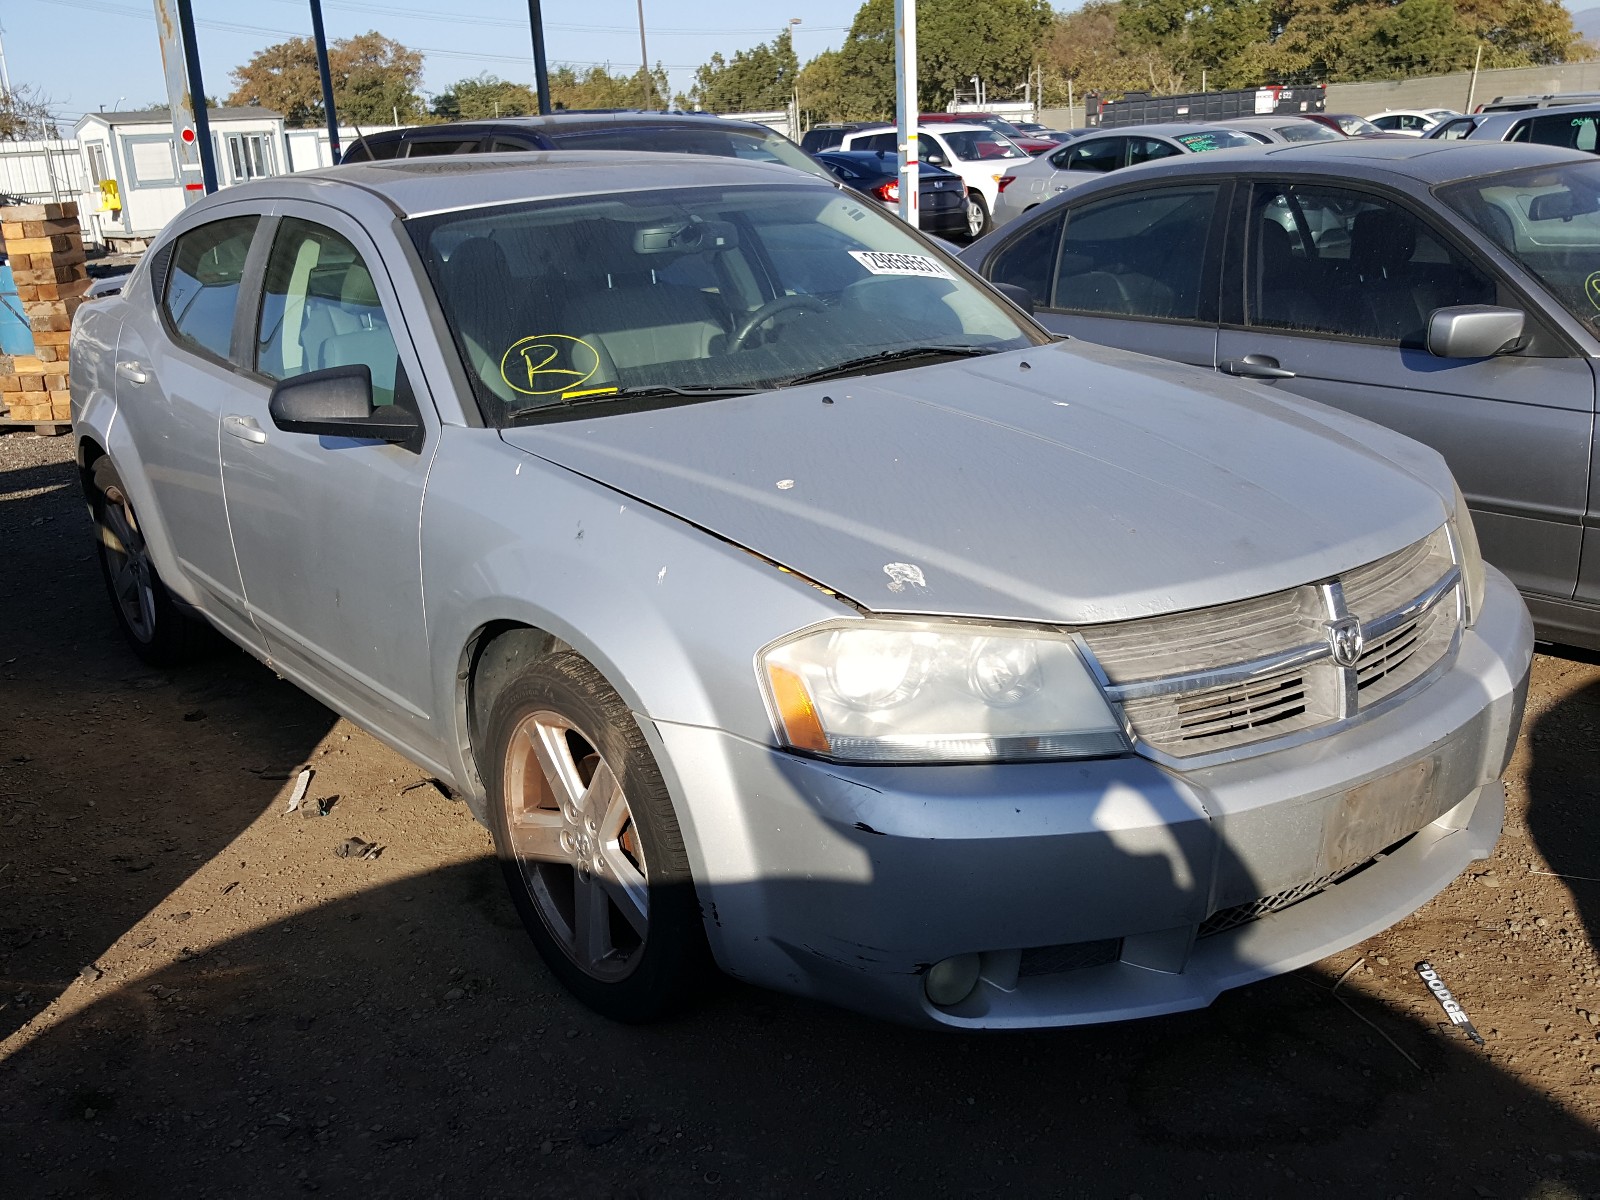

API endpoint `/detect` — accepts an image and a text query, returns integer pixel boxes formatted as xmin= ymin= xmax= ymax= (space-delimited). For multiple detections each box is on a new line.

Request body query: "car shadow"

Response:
xmin=1523 ymin=642 xmax=1600 ymax=969
xmin=0 ymin=451 xmax=341 ymax=1042
xmin=2 ymin=865 xmax=1598 ymax=1197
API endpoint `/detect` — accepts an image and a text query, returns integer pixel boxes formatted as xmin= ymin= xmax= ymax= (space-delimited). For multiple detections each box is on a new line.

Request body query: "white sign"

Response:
xmin=848 ymin=250 xmax=956 ymax=280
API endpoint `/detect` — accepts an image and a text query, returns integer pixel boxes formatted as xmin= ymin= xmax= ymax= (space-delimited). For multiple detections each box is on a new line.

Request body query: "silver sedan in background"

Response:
xmin=71 ymin=152 xmax=1529 ymax=1029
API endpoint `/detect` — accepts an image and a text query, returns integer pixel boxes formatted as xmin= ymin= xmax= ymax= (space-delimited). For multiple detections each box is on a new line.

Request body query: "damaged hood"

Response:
xmin=499 ymin=340 xmax=1452 ymax=624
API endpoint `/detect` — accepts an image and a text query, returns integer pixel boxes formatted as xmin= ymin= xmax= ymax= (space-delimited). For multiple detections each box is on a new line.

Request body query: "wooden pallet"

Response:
xmin=0 ymin=417 xmax=70 ymax=436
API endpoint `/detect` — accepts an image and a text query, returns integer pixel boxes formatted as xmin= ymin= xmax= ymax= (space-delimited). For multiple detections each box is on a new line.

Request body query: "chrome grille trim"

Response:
xmin=1080 ymin=527 xmax=1464 ymax=765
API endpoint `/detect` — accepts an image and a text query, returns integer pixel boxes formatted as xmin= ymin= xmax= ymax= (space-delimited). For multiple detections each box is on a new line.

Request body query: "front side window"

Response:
xmin=988 ymin=210 xmax=1067 ymax=307
xmin=1049 ymin=186 xmax=1220 ymax=320
xmin=163 ymin=215 xmax=259 ymax=361
xmin=1248 ymin=183 xmax=1495 ymax=343
xmin=1128 ymin=138 xmax=1181 ymax=166
xmin=255 ymin=218 xmax=404 ymax=407
xmin=408 ymin=183 xmax=1042 ymax=424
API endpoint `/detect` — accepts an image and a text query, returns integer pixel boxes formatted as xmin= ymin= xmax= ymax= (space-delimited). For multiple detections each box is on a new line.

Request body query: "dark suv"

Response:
xmin=342 ymin=112 xmax=830 ymax=179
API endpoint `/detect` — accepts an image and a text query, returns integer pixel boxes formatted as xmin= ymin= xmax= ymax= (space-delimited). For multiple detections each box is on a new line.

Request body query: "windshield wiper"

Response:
xmin=505 ymin=383 xmax=761 ymax=423
xmin=778 ymin=345 xmax=1000 ymax=387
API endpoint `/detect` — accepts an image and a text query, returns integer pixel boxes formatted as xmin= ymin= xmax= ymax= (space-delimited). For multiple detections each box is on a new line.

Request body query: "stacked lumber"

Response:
xmin=1 ymin=201 xmax=91 ymax=425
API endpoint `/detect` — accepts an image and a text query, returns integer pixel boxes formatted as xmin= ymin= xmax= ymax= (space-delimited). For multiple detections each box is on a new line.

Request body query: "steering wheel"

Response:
xmin=728 ymin=294 xmax=829 ymax=352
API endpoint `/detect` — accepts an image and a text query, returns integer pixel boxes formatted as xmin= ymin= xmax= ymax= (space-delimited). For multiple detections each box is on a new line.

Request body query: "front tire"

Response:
xmin=484 ymin=650 xmax=708 ymax=1022
xmin=89 ymin=458 xmax=207 ymax=667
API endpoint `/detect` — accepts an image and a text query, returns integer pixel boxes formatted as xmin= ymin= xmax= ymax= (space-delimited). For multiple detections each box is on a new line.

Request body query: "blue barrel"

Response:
xmin=0 ymin=263 xmax=35 ymax=355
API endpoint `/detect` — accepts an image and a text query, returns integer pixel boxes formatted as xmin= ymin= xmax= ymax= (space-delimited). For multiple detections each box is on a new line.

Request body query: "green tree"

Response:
xmin=226 ymin=31 xmax=425 ymax=127
xmin=686 ymin=28 xmax=800 ymax=112
xmin=546 ymin=64 xmax=670 ymax=111
xmin=433 ymin=73 xmax=538 ymax=120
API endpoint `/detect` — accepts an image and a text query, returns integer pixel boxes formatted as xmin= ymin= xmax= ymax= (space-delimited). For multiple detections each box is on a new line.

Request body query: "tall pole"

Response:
xmin=309 ymin=0 xmax=341 ymax=160
xmin=1465 ymin=43 xmax=1483 ymax=114
xmin=894 ymin=0 xmax=918 ymax=226
xmin=637 ymin=0 xmax=652 ymax=110
xmin=0 ymin=27 xmax=12 ymax=97
xmin=528 ymin=0 xmax=552 ymax=114
xmin=173 ymin=0 xmax=218 ymax=193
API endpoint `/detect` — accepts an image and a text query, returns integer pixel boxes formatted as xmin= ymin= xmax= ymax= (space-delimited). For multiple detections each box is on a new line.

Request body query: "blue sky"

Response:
xmin=9 ymin=0 xmax=868 ymax=128
xmin=7 ymin=0 xmax=1592 ymax=130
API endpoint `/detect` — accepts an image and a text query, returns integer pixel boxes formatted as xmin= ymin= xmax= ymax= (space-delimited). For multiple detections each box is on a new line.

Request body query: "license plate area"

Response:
xmin=1319 ymin=754 xmax=1441 ymax=876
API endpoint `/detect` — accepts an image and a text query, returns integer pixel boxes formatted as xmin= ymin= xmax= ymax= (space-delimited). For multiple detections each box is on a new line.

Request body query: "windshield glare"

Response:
xmin=1441 ymin=161 xmax=1600 ymax=329
xmin=409 ymin=184 xmax=1039 ymax=423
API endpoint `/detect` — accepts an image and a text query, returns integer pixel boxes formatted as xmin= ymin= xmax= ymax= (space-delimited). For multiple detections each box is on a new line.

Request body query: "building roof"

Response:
xmin=82 ymin=107 xmax=282 ymax=127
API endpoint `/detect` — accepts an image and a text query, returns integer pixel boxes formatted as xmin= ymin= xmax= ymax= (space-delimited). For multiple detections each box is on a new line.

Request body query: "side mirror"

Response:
xmin=268 ymin=365 xmax=421 ymax=447
xmin=924 ymin=152 xmax=946 ymax=165
xmin=1426 ymin=305 xmax=1525 ymax=359
xmin=992 ymin=281 xmax=1036 ymax=315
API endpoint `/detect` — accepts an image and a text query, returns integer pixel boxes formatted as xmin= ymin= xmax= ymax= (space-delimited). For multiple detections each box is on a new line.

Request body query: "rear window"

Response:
xmin=547 ymin=125 xmax=830 ymax=179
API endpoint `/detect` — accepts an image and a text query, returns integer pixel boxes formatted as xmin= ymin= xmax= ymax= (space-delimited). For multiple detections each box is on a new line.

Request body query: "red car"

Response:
xmin=919 ymin=112 xmax=1060 ymax=155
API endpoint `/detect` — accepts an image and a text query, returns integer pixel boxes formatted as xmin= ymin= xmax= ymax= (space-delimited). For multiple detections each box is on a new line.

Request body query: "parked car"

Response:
xmin=841 ymin=123 xmax=1031 ymax=236
xmin=1366 ymin=109 xmax=1459 ymax=135
xmin=341 ymin=111 xmax=830 ymax=180
xmin=1453 ymin=106 xmax=1600 ymax=156
xmin=811 ymin=149 xmax=970 ymax=237
xmin=71 ymin=150 xmax=1528 ymax=1030
xmin=1477 ymin=92 xmax=1600 ymax=113
xmin=960 ymin=138 xmax=1600 ymax=649
xmin=799 ymin=122 xmax=875 ymax=153
xmin=1217 ymin=116 xmax=1345 ymax=144
xmin=919 ymin=112 xmax=1060 ymax=155
xmin=991 ymin=123 xmax=1261 ymax=228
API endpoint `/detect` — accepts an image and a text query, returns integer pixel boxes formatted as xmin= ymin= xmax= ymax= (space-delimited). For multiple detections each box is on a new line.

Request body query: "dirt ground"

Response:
xmin=2 ymin=427 xmax=1598 ymax=1199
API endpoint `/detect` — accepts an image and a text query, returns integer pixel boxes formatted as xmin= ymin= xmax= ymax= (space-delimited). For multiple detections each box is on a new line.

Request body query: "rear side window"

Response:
xmin=407 ymin=138 xmax=483 ymax=157
xmin=1063 ymin=138 xmax=1125 ymax=173
xmin=357 ymin=138 xmax=402 ymax=161
xmin=342 ymin=142 xmax=373 ymax=163
xmin=1509 ymin=113 xmax=1600 ymax=153
xmin=162 ymin=215 xmax=258 ymax=361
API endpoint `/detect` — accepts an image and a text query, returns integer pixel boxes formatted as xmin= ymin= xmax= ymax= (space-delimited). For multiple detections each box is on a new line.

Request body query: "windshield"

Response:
xmin=1336 ymin=115 xmax=1382 ymax=136
xmin=1440 ymin=160 xmax=1600 ymax=329
xmin=1275 ymin=121 xmax=1342 ymax=143
xmin=1174 ymin=129 xmax=1258 ymax=152
xmin=546 ymin=125 xmax=831 ymax=181
xmin=942 ymin=130 xmax=1029 ymax=160
xmin=408 ymin=183 xmax=1041 ymax=424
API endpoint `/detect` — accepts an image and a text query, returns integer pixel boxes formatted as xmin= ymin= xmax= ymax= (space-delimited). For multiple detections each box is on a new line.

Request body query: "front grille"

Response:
xmin=1018 ymin=938 xmax=1123 ymax=977
xmin=1080 ymin=527 xmax=1460 ymax=760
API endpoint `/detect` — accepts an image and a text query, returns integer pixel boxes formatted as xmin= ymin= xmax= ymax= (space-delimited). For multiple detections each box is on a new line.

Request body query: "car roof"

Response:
xmin=195 ymin=151 xmax=826 ymax=220
xmin=354 ymin=111 xmax=780 ymax=142
xmin=1473 ymin=106 xmax=1600 ymax=132
xmin=1026 ymin=137 xmax=1593 ymax=187
xmin=1081 ymin=122 xmax=1257 ymax=138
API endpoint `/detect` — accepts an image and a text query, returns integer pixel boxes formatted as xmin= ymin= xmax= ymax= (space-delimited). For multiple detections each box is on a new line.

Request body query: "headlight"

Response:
xmin=758 ymin=620 xmax=1128 ymax=764
xmin=1448 ymin=481 xmax=1486 ymax=626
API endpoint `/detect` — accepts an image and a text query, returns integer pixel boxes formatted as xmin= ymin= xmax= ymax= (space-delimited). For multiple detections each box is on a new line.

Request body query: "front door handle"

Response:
xmin=223 ymin=414 xmax=267 ymax=445
xmin=1220 ymin=354 xmax=1297 ymax=380
xmin=115 ymin=361 xmax=148 ymax=385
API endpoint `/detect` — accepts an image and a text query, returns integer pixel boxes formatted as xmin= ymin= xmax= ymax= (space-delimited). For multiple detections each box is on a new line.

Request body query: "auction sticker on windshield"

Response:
xmin=849 ymin=251 xmax=957 ymax=280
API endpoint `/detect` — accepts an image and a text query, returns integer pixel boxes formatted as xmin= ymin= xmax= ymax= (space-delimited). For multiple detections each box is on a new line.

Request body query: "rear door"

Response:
xmin=1215 ymin=178 xmax=1595 ymax=601
xmin=979 ymin=180 xmax=1226 ymax=367
xmin=114 ymin=208 xmax=265 ymax=648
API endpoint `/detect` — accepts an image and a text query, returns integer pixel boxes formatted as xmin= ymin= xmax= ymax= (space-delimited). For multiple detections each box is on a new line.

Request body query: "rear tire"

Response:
xmin=89 ymin=458 xmax=208 ymax=667
xmin=966 ymin=191 xmax=992 ymax=239
xmin=484 ymin=650 xmax=709 ymax=1022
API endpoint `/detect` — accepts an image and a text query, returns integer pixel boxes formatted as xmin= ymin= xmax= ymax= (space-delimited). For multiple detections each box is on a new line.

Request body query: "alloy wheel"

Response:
xmin=99 ymin=484 xmax=158 ymax=644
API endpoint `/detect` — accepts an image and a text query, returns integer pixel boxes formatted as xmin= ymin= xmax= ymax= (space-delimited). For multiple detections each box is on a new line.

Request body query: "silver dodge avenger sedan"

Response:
xmin=70 ymin=152 xmax=1532 ymax=1028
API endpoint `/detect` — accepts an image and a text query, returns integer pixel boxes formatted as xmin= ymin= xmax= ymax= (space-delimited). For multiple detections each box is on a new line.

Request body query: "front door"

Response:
xmin=1215 ymin=180 xmax=1595 ymax=601
xmin=218 ymin=206 xmax=440 ymax=747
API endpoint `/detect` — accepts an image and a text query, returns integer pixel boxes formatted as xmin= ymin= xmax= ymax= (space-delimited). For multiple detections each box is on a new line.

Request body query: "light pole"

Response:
xmin=637 ymin=0 xmax=652 ymax=110
xmin=309 ymin=0 xmax=340 ymax=160
xmin=528 ymin=0 xmax=552 ymax=115
xmin=896 ymin=0 xmax=918 ymax=226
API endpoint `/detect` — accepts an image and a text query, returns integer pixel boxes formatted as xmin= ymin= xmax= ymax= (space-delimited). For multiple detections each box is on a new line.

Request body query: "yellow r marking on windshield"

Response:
xmin=499 ymin=334 xmax=601 ymax=396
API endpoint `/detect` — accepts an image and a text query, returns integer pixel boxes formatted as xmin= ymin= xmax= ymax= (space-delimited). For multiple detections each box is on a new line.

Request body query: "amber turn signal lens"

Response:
xmin=766 ymin=664 xmax=831 ymax=755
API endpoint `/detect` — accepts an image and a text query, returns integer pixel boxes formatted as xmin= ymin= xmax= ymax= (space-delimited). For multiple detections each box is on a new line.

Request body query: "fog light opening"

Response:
xmin=925 ymin=953 xmax=982 ymax=1008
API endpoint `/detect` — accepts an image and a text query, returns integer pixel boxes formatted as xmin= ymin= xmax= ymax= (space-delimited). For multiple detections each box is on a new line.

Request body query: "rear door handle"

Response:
xmin=115 ymin=361 xmax=148 ymax=385
xmin=223 ymin=414 xmax=267 ymax=444
xmin=1220 ymin=354 xmax=1297 ymax=380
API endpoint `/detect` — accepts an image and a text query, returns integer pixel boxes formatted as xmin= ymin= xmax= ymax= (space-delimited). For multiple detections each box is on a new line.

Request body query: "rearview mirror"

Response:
xmin=1426 ymin=305 xmax=1525 ymax=359
xmin=268 ymin=365 xmax=421 ymax=448
xmin=1527 ymin=190 xmax=1596 ymax=222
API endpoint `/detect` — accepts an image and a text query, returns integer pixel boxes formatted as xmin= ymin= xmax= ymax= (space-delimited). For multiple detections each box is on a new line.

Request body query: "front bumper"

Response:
xmin=651 ymin=568 xmax=1531 ymax=1029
